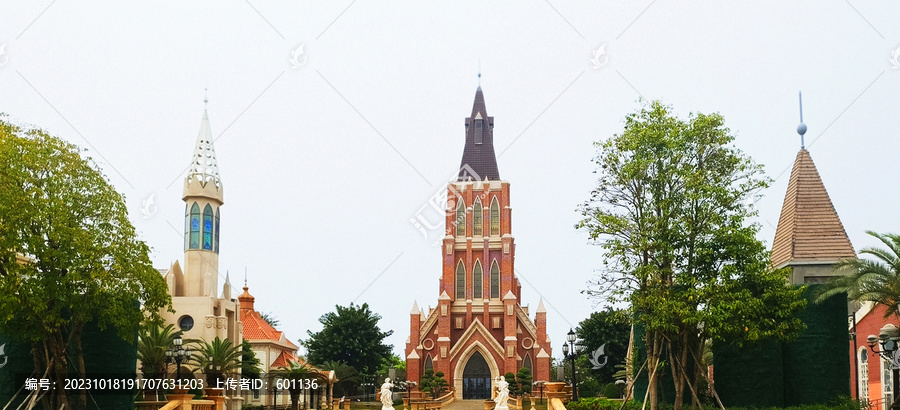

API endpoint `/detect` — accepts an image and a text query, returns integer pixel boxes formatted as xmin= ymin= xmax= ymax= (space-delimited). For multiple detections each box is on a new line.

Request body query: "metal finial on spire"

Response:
xmin=204 ymin=88 xmax=208 ymax=108
xmin=478 ymin=59 xmax=481 ymax=87
xmin=797 ymin=91 xmax=807 ymax=149
xmin=244 ymin=267 xmax=247 ymax=288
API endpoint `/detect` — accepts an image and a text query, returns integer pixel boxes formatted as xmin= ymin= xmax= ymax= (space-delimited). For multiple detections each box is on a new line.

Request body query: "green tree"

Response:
xmin=377 ymin=354 xmax=406 ymax=383
xmin=431 ymin=371 xmax=448 ymax=398
xmin=137 ymin=323 xmax=180 ymax=400
xmin=302 ymin=303 xmax=393 ymax=374
xmin=271 ymin=360 xmax=323 ymax=410
xmin=817 ymin=231 xmax=900 ymax=315
xmin=505 ymin=372 xmax=518 ymax=395
xmin=241 ymin=339 xmax=262 ymax=380
xmin=575 ymin=308 xmax=630 ymax=384
xmin=321 ymin=360 xmax=360 ymax=397
xmin=516 ymin=367 xmax=533 ymax=395
xmin=138 ymin=323 xmax=180 ymax=378
xmin=419 ymin=369 xmax=448 ymax=398
xmin=576 ymin=101 xmax=805 ymax=410
xmin=190 ymin=337 xmax=242 ymax=387
xmin=0 ymin=116 xmax=171 ymax=409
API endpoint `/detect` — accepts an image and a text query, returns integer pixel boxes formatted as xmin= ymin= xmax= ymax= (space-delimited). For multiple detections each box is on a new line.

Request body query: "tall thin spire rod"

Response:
xmin=797 ymin=90 xmax=807 ymax=149
xmin=478 ymin=60 xmax=481 ymax=87
xmin=204 ymin=88 xmax=208 ymax=109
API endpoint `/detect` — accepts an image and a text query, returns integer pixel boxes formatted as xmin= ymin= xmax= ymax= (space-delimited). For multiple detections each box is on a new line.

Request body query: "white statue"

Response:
xmin=380 ymin=378 xmax=395 ymax=410
xmin=494 ymin=376 xmax=510 ymax=410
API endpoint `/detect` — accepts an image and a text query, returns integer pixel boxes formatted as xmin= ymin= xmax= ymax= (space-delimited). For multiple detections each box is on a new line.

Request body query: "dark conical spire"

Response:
xmin=458 ymin=87 xmax=500 ymax=181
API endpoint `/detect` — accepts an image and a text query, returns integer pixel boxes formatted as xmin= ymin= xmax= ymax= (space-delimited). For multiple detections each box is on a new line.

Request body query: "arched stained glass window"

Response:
xmin=456 ymin=199 xmax=467 ymax=237
xmin=424 ymin=355 xmax=433 ymax=371
xmin=202 ymin=204 xmax=213 ymax=250
xmin=490 ymin=260 xmax=500 ymax=298
xmin=215 ymin=208 xmax=220 ymax=253
xmin=189 ymin=203 xmax=201 ymax=249
xmin=490 ymin=197 xmax=500 ymax=236
xmin=473 ymin=198 xmax=483 ymax=236
xmin=456 ymin=261 xmax=466 ymax=299
xmin=523 ymin=354 xmax=533 ymax=374
xmin=473 ymin=260 xmax=483 ymax=299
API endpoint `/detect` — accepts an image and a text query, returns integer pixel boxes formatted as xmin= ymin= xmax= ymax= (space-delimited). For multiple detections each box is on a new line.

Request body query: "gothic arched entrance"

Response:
xmin=462 ymin=351 xmax=492 ymax=399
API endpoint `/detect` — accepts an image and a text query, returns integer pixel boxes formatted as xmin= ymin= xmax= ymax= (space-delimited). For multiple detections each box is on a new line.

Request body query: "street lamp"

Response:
xmin=868 ymin=324 xmax=900 ymax=409
xmin=562 ymin=328 xmax=580 ymax=401
xmin=402 ymin=380 xmax=417 ymax=410
xmin=165 ymin=335 xmax=191 ymax=384
xmin=532 ymin=381 xmax=545 ymax=404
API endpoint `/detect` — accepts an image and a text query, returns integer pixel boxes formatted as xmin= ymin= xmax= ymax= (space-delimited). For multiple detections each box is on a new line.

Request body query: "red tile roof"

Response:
xmin=239 ymin=286 xmax=298 ymax=350
xmin=771 ymin=149 xmax=855 ymax=268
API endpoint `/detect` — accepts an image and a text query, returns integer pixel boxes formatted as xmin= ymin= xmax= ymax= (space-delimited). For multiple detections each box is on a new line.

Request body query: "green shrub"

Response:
xmin=566 ymin=398 xmax=640 ymax=410
xmin=601 ymin=383 xmax=620 ymax=398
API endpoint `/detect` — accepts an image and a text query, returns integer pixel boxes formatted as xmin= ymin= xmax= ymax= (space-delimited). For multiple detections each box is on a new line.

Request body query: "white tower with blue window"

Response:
xmin=182 ymin=107 xmax=224 ymax=298
xmin=160 ymin=104 xmax=241 ymax=361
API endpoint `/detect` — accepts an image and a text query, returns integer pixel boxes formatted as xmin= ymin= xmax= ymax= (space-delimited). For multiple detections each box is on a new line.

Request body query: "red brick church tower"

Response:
xmin=406 ymin=87 xmax=551 ymax=400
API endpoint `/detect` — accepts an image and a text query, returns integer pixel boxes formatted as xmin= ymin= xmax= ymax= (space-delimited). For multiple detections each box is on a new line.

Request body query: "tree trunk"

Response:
xmin=71 ymin=321 xmax=86 ymax=410
xmin=647 ymin=331 xmax=662 ymax=410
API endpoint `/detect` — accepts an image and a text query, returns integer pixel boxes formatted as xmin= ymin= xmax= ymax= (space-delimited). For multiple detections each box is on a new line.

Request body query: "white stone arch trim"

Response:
xmin=451 ymin=340 xmax=501 ymax=399
xmin=449 ymin=319 xmax=505 ymax=360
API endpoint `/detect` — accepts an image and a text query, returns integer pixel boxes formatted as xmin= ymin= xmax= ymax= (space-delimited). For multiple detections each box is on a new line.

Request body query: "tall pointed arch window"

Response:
xmin=490 ymin=197 xmax=500 ymax=236
xmin=424 ymin=355 xmax=434 ymax=371
xmin=490 ymin=260 xmax=500 ymax=298
xmin=473 ymin=198 xmax=483 ymax=236
xmin=202 ymin=204 xmax=214 ymax=250
xmin=456 ymin=199 xmax=467 ymax=237
xmin=523 ymin=354 xmax=533 ymax=375
xmin=456 ymin=261 xmax=466 ymax=299
xmin=189 ymin=203 xmax=201 ymax=249
xmin=473 ymin=260 xmax=483 ymax=299
xmin=215 ymin=208 xmax=220 ymax=253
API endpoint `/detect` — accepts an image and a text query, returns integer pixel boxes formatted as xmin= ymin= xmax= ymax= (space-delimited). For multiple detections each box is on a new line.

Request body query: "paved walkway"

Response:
xmin=442 ymin=399 xmax=487 ymax=410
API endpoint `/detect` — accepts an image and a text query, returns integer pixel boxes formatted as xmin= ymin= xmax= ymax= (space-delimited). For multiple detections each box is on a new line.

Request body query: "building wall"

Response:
xmin=851 ymin=303 xmax=900 ymax=409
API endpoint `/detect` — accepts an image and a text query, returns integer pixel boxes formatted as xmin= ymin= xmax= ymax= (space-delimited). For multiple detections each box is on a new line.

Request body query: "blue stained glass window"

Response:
xmin=215 ymin=208 xmax=220 ymax=253
xmin=203 ymin=204 xmax=213 ymax=250
xmin=189 ymin=203 xmax=200 ymax=249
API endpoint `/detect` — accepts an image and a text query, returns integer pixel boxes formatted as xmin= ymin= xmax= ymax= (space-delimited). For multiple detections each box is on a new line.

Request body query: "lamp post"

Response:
xmin=562 ymin=328 xmax=580 ymax=401
xmin=165 ymin=335 xmax=191 ymax=384
xmin=868 ymin=324 xmax=900 ymax=409
xmin=402 ymin=380 xmax=417 ymax=410
xmin=532 ymin=381 xmax=545 ymax=404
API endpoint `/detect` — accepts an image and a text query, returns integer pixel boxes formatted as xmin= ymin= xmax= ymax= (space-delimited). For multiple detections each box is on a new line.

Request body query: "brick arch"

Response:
xmin=452 ymin=341 xmax=501 ymax=399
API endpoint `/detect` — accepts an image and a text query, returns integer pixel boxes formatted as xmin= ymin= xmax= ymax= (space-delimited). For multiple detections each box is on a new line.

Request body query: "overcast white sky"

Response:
xmin=1 ymin=1 xmax=899 ymax=363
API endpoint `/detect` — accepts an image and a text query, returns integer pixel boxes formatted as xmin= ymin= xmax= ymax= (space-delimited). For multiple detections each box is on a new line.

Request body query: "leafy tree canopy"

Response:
xmin=575 ymin=308 xmax=630 ymax=384
xmin=576 ymin=101 xmax=805 ymax=409
xmin=302 ymin=303 xmax=393 ymax=374
xmin=0 ymin=115 xmax=171 ymax=409
xmin=241 ymin=339 xmax=262 ymax=380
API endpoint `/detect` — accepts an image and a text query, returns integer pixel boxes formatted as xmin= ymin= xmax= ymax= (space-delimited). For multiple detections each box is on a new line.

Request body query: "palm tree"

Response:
xmin=137 ymin=323 xmax=180 ymax=399
xmin=321 ymin=361 xmax=359 ymax=397
xmin=189 ymin=337 xmax=242 ymax=388
xmin=818 ymin=231 xmax=900 ymax=316
xmin=271 ymin=360 xmax=324 ymax=410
